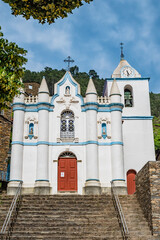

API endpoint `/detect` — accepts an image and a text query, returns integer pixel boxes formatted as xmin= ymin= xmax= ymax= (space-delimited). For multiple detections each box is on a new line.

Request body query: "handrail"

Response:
xmin=111 ymin=182 xmax=129 ymax=240
xmin=0 ymin=181 xmax=22 ymax=240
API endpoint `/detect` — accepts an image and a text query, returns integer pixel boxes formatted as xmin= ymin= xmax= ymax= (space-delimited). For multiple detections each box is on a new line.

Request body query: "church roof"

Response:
xmin=111 ymin=59 xmax=141 ymax=78
xmin=86 ymin=78 xmax=97 ymax=95
xmin=39 ymin=76 xmax=49 ymax=93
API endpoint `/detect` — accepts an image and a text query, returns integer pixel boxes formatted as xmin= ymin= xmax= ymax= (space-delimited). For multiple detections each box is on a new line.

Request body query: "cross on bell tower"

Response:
xmin=64 ymin=56 xmax=74 ymax=71
xmin=120 ymin=42 xmax=124 ymax=60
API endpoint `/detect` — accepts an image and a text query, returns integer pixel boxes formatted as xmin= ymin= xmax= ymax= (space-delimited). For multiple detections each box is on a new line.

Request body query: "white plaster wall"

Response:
xmin=123 ymin=119 xmax=155 ymax=175
xmin=98 ymin=146 xmax=112 ymax=187
xmin=108 ymin=80 xmax=151 ymax=116
xmin=22 ymin=146 xmax=37 ymax=186
xmin=12 ymin=111 xmax=24 ymax=141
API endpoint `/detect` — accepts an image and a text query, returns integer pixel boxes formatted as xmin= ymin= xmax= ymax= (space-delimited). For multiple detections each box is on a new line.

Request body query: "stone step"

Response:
xmin=10 ymin=236 xmax=123 ymax=240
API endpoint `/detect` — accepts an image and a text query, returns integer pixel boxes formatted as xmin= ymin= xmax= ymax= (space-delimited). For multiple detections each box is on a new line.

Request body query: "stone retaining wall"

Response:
xmin=136 ymin=161 xmax=160 ymax=237
xmin=0 ymin=108 xmax=12 ymax=173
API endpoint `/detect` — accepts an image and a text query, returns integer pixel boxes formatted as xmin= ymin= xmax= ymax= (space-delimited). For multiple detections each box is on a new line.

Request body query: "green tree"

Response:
xmin=153 ymin=117 xmax=160 ymax=160
xmin=2 ymin=0 xmax=93 ymax=24
xmin=0 ymin=26 xmax=27 ymax=109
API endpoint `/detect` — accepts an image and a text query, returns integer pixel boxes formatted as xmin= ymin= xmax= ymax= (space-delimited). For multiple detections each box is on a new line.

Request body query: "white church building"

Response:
xmin=8 ymin=57 xmax=155 ymax=195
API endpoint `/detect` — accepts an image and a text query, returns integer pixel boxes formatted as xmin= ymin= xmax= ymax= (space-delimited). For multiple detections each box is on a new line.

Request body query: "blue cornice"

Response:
xmin=86 ymin=92 xmax=97 ymax=95
xmin=122 ymin=116 xmax=153 ymax=120
xmin=38 ymin=91 xmax=49 ymax=94
xmin=86 ymin=179 xmax=100 ymax=182
xmin=12 ymin=141 xmax=123 ymax=146
xmin=50 ymin=72 xmax=84 ymax=105
xmin=35 ymin=179 xmax=49 ymax=182
xmin=82 ymin=102 xmax=123 ymax=108
xmin=9 ymin=179 xmax=23 ymax=182
xmin=111 ymin=179 xmax=125 ymax=182
xmin=82 ymin=107 xmax=122 ymax=112
xmin=13 ymin=107 xmax=54 ymax=112
xmin=12 ymin=102 xmax=53 ymax=107
xmin=107 ymin=77 xmax=150 ymax=81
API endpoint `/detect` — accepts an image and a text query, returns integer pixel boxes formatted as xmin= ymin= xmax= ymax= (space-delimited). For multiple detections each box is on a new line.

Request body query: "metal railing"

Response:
xmin=111 ymin=182 xmax=129 ymax=240
xmin=0 ymin=182 xmax=22 ymax=240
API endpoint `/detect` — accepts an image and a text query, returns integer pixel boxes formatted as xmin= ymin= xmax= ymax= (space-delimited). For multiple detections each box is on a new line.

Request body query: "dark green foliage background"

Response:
xmin=23 ymin=66 xmax=105 ymax=96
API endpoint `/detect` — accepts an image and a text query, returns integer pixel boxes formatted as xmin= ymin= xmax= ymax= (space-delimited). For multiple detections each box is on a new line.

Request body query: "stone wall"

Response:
xmin=136 ymin=161 xmax=160 ymax=237
xmin=24 ymin=82 xmax=40 ymax=96
xmin=0 ymin=108 xmax=12 ymax=173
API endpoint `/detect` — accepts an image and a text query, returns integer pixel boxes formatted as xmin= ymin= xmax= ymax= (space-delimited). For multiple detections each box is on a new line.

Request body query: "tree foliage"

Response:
xmin=23 ymin=66 xmax=105 ymax=96
xmin=153 ymin=117 xmax=160 ymax=160
xmin=0 ymin=26 xmax=27 ymax=109
xmin=2 ymin=0 xmax=93 ymax=24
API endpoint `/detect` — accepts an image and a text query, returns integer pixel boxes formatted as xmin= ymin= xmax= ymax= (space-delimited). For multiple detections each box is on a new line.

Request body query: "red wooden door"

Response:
xmin=58 ymin=158 xmax=77 ymax=191
xmin=127 ymin=170 xmax=136 ymax=195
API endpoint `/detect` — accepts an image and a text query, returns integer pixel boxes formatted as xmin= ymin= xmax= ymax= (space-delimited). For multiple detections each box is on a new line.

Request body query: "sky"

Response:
xmin=0 ymin=0 xmax=160 ymax=93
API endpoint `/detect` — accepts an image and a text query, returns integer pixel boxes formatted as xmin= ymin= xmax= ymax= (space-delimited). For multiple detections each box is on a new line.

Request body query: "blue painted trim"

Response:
xmin=12 ymin=103 xmax=26 ymax=106
xmin=12 ymin=141 xmax=123 ymax=146
xmin=35 ymin=179 xmax=49 ymax=182
xmin=13 ymin=107 xmax=25 ymax=112
xmin=112 ymin=179 xmax=125 ymax=182
xmin=9 ymin=180 xmax=23 ymax=182
xmin=110 ymin=93 xmax=121 ymax=97
xmin=82 ymin=107 xmax=122 ymax=112
xmin=82 ymin=102 xmax=99 ymax=106
xmin=86 ymin=179 xmax=100 ymax=182
xmin=13 ymin=107 xmax=53 ymax=112
xmin=86 ymin=92 xmax=97 ymax=95
xmin=82 ymin=107 xmax=98 ymax=112
xmin=50 ymin=72 xmax=84 ymax=105
xmin=107 ymin=77 xmax=150 ymax=81
xmin=12 ymin=102 xmax=53 ymax=107
xmin=82 ymin=102 xmax=123 ymax=108
xmin=38 ymin=91 xmax=49 ymax=94
xmin=110 ymin=108 xmax=122 ymax=112
xmin=122 ymin=116 xmax=153 ymax=120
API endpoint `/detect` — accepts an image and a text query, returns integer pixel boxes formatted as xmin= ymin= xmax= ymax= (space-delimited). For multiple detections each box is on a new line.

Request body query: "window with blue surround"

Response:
xmin=65 ymin=86 xmax=70 ymax=95
xmin=102 ymin=123 xmax=107 ymax=139
xmin=60 ymin=110 xmax=74 ymax=140
xmin=29 ymin=123 xmax=34 ymax=139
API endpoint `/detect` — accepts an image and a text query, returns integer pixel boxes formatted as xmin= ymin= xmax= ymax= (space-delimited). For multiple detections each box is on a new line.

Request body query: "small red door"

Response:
xmin=127 ymin=170 xmax=136 ymax=195
xmin=58 ymin=158 xmax=77 ymax=191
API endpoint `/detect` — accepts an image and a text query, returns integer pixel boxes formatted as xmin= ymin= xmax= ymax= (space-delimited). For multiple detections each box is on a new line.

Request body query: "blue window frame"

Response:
xmin=102 ymin=123 xmax=107 ymax=139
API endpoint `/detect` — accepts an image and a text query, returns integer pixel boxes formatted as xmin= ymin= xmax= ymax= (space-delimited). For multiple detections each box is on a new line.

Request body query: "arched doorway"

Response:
xmin=58 ymin=152 xmax=77 ymax=192
xmin=127 ymin=169 xmax=136 ymax=195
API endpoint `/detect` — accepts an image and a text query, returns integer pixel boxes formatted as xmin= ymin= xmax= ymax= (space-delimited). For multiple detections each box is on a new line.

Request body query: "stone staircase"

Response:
xmin=119 ymin=194 xmax=155 ymax=240
xmin=0 ymin=194 xmax=156 ymax=240
xmin=0 ymin=194 xmax=13 ymax=230
xmin=8 ymin=195 xmax=122 ymax=240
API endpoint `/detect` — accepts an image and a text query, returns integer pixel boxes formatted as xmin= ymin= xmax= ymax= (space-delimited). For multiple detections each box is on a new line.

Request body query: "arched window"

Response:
xmin=124 ymin=85 xmax=133 ymax=107
xmin=65 ymin=86 xmax=70 ymax=95
xmin=60 ymin=110 xmax=74 ymax=139
xmin=29 ymin=123 xmax=34 ymax=135
xmin=102 ymin=123 xmax=107 ymax=139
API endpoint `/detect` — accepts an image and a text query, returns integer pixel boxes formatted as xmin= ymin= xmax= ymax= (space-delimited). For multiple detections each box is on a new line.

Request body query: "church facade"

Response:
xmin=7 ymin=58 xmax=155 ymax=195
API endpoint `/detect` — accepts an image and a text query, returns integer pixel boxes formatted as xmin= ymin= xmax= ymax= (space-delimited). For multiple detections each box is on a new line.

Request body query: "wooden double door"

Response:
xmin=58 ymin=158 xmax=77 ymax=191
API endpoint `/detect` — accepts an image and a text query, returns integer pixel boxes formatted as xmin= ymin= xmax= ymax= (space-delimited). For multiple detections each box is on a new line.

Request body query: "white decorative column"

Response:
xmin=110 ymin=79 xmax=127 ymax=194
xmin=7 ymin=86 xmax=25 ymax=195
xmin=34 ymin=77 xmax=50 ymax=195
xmin=84 ymin=78 xmax=101 ymax=194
